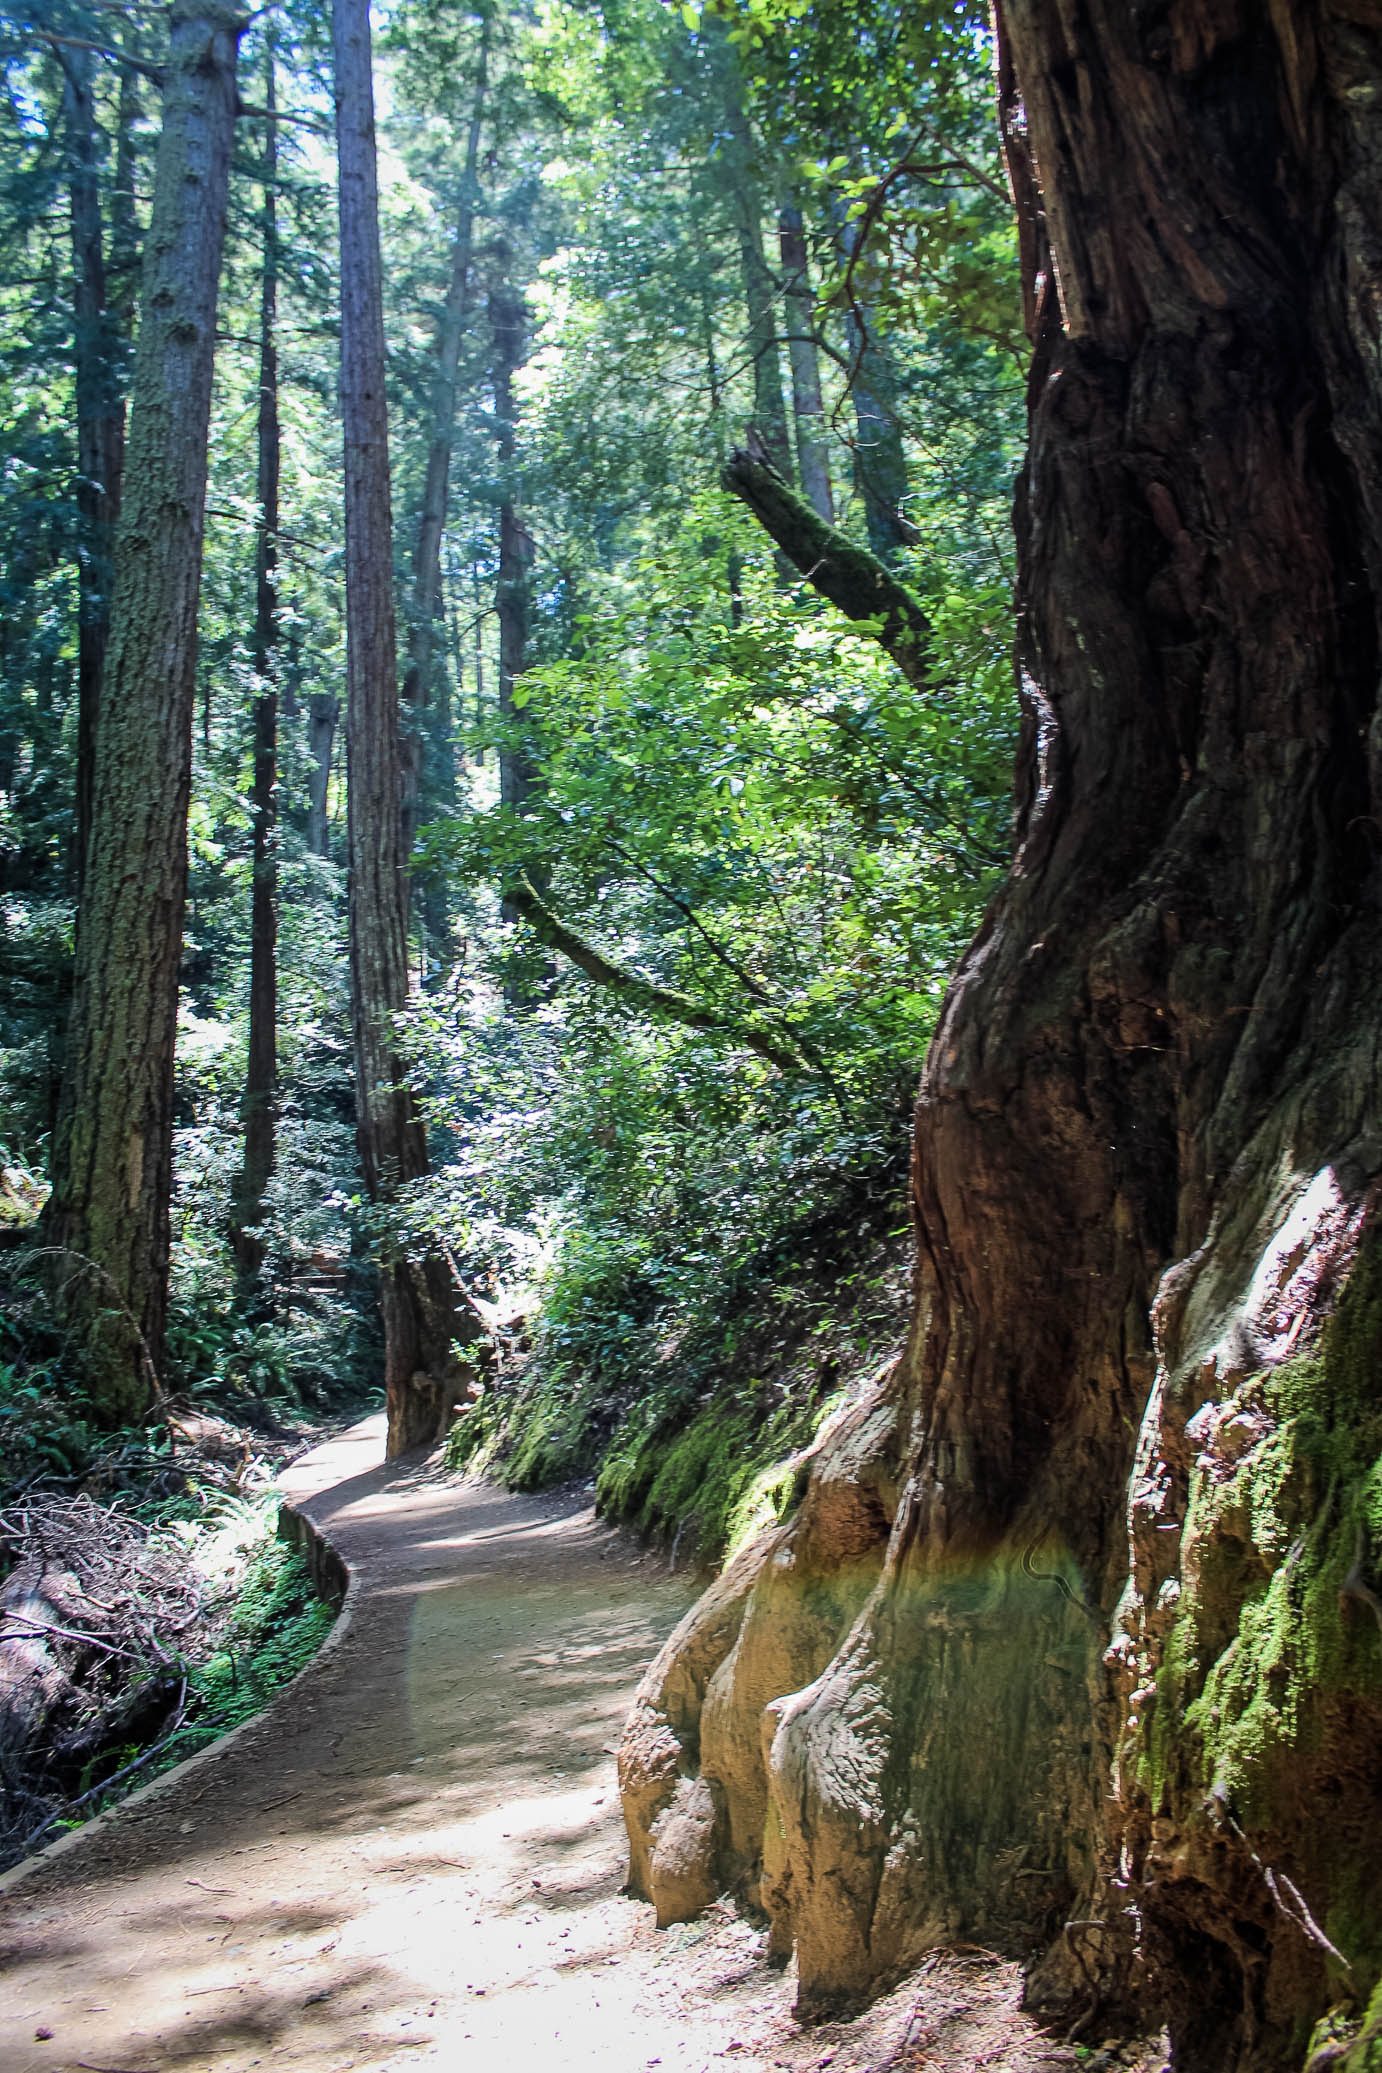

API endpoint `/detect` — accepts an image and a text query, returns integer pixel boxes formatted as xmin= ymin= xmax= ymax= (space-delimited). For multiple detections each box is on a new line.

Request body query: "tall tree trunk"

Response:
xmin=230 ymin=49 xmax=281 ymax=1299
xmin=777 ymin=203 xmax=832 ymax=524
xmin=694 ymin=212 xmax=744 ymax=626
xmin=621 ymin=8 xmax=1382 ymax=2067
xmin=332 ymin=0 xmax=469 ymax=1459
xmin=400 ymin=11 xmax=489 ymax=862
xmin=44 ymin=0 xmax=243 ymax=1423
xmin=60 ymin=46 xmax=126 ymax=897
xmin=711 ymin=38 xmax=791 ymax=479
xmin=399 ymin=14 xmax=489 ymax=987
xmin=730 ymin=174 xmax=791 ymax=478
xmin=490 ymin=277 xmax=536 ymax=841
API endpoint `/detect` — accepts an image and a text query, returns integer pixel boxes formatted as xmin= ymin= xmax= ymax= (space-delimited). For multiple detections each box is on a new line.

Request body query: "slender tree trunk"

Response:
xmin=694 ymin=216 xmax=743 ymax=626
xmin=332 ymin=0 xmax=469 ymax=1458
xmin=731 ymin=177 xmax=791 ymax=478
xmin=710 ymin=36 xmax=791 ymax=479
xmin=400 ymin=13 xmax=489 ymax=856
xmin=60 ymin=46 xmax=126 ymax=897
xmin=400 ymin=15 xmax=489 ymax=986
xmin=307 ymin=690 xmax=337 ymax=856
xmin=777 ymin=203 xmax=832 ymax=524
xmin=490 ymin=278 xmax=536 ymax=834
xmin=44 ymin=0 xmax=243 ymax=1423
xmin=230 ymin=49 xmax=281 ymax=1299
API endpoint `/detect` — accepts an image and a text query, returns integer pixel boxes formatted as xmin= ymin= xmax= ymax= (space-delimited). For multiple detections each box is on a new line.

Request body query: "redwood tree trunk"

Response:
xmin=490 ymin=278 xmax=536 ymax=831
xmin=306 ymin=690 xmax=337 ymax=857
xmin=332 ymin=0 xmax=469 ymax=1458
xmin=834 ymin=204 xmax=913 ymax=562
xmin=44 ymin=0 xmax=243 ymax=1422
xmin=621 ymin=7 xmax=1382 ymax=2065
xmin=230 ymin=53 xmax=281 ymax=1299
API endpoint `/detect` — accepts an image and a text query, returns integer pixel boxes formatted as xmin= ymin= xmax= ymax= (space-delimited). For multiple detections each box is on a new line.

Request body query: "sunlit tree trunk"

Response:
xmin=230 ymin=47 xmax=281 ymax=1300
xmin=400 ymin=7 xmax=490 ymax=930
xmin=332 ymin=0 xmax=469 ymax=1457
xmin=45 ymin=0 xmax=243 ymax=1422
xmin=777 ymin=203 xmax=832 ymax=524
xmin=490 ymin=276 xmax=536 ymax=836
xmin=306 ymin=691 xmax=337 ymax=857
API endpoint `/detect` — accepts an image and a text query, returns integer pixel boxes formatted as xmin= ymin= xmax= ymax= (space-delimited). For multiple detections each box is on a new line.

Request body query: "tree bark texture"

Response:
xmin=333 ymin=0 xmax=472 ymax=1459
xmin=777 ymin=204 xmax=833 ymax=524
xmin=44 ymin=0 xmax=243 ymax=1423
xmin=622 ymin=8 xmax=1382 ymax=2066
xmin=61 ymin=45 xmax=127 ymax=897
xmin=230 ymin=52 xmax=280 ymax=1297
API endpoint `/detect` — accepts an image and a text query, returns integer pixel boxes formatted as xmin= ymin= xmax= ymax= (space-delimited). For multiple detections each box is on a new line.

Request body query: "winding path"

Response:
xmin=0 ymin=1418 xmax=1089 ymax=2073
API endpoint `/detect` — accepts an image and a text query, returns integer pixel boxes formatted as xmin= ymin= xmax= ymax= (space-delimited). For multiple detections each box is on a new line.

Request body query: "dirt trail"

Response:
xmin=0 ymin=1417 xmax=1096 ymax=2073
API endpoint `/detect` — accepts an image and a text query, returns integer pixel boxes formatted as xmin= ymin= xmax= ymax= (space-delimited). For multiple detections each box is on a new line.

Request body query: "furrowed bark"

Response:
xmin=45 ymin=0 xmax=244 ymax=1422
xmin=333 ymin=0 xmax=473 ymax=1459
xmin=778 ymin=203 xmax=832 ymax=523
xmin=504 ymin=876 xmax=809 ymax=1072
xmin=230 ymin=45 xmax=280 ymax=1300
xmin=721 ymin=445 xmax=930 ymax=686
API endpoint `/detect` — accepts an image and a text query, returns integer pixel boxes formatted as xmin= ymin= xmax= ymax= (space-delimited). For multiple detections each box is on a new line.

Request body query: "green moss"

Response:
xmin=447 ymin=1220 xmax=912 ymax=1570
xmin=1137 ymin=1230 xmax=1382 ymax=2007
xmin=165 ymin=1537 xmax=336 ymax=1762
xmin=1307 ymin=1978 xmax=1382 ymax=2071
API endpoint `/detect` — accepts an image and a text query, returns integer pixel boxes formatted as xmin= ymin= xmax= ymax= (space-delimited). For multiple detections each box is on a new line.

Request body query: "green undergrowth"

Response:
xmin=33 ymin=1512 xmax=336 ymax=1860
xmin=1142 ymin=1230 xmax=1382 ymax=2003
xmin=163 ymin=1528 xmax=336 ymax=1763
xmin=449 ymin=1203 xmax=912 ymax=1570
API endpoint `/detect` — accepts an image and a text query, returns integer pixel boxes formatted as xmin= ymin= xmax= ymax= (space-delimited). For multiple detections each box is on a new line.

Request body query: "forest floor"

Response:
xmin=0 ymin=1417 xmax=1161 ymax=2073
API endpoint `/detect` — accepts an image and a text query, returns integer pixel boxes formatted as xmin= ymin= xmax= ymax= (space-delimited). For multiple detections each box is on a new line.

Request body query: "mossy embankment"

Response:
xmin=448 ymin=1196 xmax=913 ymax=1571
xmin=1124 ymin=1233 xmax=1382 ymax=2065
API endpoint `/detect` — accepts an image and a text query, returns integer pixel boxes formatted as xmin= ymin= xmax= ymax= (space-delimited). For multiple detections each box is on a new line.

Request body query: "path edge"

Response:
xmin=0 ymin=1489 xmax=357 ymax=1899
